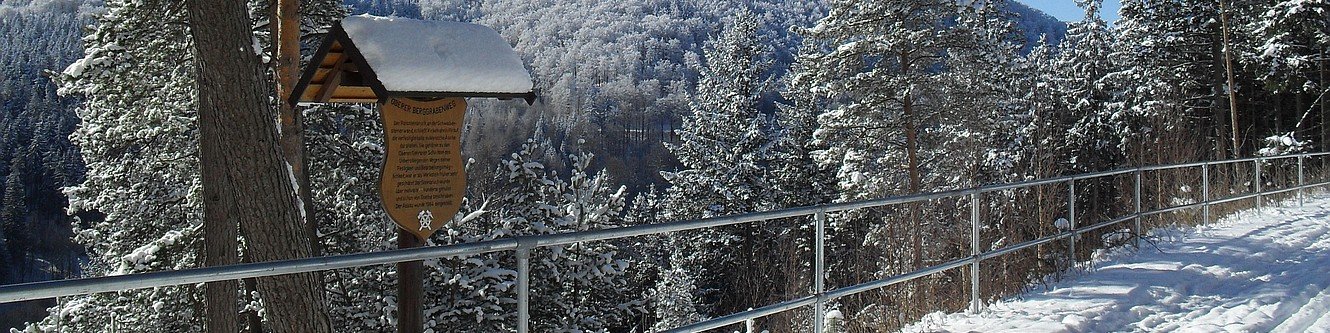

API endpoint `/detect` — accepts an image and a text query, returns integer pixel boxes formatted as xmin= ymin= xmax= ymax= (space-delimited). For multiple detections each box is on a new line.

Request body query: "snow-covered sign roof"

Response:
xmin=290 ymin=15 xmax=535 ymax=105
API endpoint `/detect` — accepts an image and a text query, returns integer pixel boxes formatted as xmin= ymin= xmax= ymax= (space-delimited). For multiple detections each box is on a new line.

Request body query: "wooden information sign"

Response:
xmin=379 ymin=97 xmax=467 ymax=241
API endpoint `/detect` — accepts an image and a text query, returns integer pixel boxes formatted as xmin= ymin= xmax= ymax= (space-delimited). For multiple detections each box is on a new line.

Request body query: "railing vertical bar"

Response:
xmin=1068 ymin=180 xmax=1076 ymax=263
xmin=1256 ymin=158 xmax=1263 ymax=210
xmin=969 ymin=192 xmax=981 ymax=313
xmin=517 ymin=247 xmax=531 ymax=333
xmin=1203 ymin=163 xmax=1210 ymax=225
xmin=1299 ymin=155 xmax=1305 ymax=206
xmin=1134 ymin=169 xmax=1142 ymax=247
xmin=814 ymin=209 xmax=826 ymax=333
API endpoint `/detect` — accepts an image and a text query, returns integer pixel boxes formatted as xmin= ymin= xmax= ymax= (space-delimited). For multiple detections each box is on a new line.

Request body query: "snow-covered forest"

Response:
xmin=0 ymin=0 xmax=1327 ymax=331
xmin=0 ymin=0 xmax=97 ymax=328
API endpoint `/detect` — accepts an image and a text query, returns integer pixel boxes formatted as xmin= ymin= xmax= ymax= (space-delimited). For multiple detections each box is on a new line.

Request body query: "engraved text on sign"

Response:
xmin=380 ymin=97 xmax=466 ymax=241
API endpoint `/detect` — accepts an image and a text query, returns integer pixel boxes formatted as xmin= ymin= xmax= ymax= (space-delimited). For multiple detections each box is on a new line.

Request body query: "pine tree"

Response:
xmin=794 ymin=3 xmax=978 ymax=291
xmin=773 ymin=34 xmax=835 ymax=212
xmin=27 ymin=0 xmax=344 ymax=331
xmin=789 ymin=0 xmax=1037 ymax=323
xmin=497 ymin=139 xmax=639 ymax=331
xmin=307 ymin=135 xmax=643 ymax=332
xmin=1109 ymin=0 xmax=1238 ymax=161
xmin=665 ymin=9 xmax=774 ymax=221
xmin=647 ymin=236 xmax=704 ymax=332
xmin=662 ymin=9 xmax=798 ymax=317
xmin=939 ymin=2 xmax=1027 ymax=184
xmin=1054 ymin=0 xmax=1121 ymax=172
xmin=1245 ymin=0 xmax=1329 ymax=147
xmin=28 ymin=1 xmax=204 ymax=330
xmin=2 ymin=159 xmax=32 ymax=271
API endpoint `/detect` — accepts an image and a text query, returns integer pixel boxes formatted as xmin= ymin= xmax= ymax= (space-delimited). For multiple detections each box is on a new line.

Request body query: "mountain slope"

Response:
xmin=1011 ymin=1 xmax=1070 ymax=49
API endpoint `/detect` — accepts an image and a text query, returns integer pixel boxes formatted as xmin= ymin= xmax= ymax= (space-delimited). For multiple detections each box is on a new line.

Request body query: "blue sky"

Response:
xmin=1020 ymin=0 xmax=1122 ymax=23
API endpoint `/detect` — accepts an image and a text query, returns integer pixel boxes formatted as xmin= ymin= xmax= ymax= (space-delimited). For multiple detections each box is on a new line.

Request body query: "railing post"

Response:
xmin=969 ymin=192 xmax=981 ymax=313
xmin=1134 ymin=169 xmax=1142 ymax=248
xmin=1203 ymin=163 xmax=1211 ymax=225
xmin=1068 ymin=180 xmax=1076 ymax=263
xmin=814 ymin=209 xmax=826 ymax=333
xmin=516 ymin=245 xmax=531 ymax=333
xmin=1299 ymin=155 xmax=1305 ymax=206
xmin=1255 ymin=158 xmax=1263 ymax=210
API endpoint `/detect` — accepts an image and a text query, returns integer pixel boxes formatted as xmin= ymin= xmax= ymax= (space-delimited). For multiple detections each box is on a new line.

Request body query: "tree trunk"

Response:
xmin=272 ymin=0 xmax=319 ymax=257
xmin=202 ymin=170 xmax=238 ymax=332
xmin=186 ymin=1 xmax=334 ymax=332
xmin=901 ymin=51 xmax=925 ymax=310
xmin=1321 ymin=50 xmax=1327 ymax=166
xmin=236 ymin=229 xmax=267 ymax=333
xmin=904 ymin=90 xmax=922 ymax=266
xmin=901 ymin=82 xmax=923 ymax=259
xmin=1220 ymin=0 xmax=1241 ymax=157
xmin=1212 ymin=37 xmax=1230 ymax=161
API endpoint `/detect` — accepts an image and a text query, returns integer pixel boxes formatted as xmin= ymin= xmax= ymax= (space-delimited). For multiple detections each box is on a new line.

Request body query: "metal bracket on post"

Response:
xmin=969 ymin=192 xmax=981 ymax=314
xmin=1134 ymin=169 xmax=1142 ymax=248
xmin=1202 ymin=163 xmax=1210 ymax=225
xmin=813 ymin=209 xmax=827 ymax=333
xmin=516 ymin=238 xmax=534 ymax=333
xmin=1068 ymin=180 xmax=1076 ymax=263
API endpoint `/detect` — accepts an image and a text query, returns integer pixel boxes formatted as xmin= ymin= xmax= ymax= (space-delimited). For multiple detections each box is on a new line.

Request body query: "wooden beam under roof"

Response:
xmin=313 ymin=57 xmax=347 ymax=102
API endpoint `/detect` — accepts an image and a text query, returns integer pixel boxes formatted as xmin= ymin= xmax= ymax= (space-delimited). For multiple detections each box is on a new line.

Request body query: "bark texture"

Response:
xmin=272 ymin=0 xmax=319 ymax=257
xmin=202 ymin=161 xmax=238 ymax=332
xmin=186 ymin=0 xmax=334 ymax=332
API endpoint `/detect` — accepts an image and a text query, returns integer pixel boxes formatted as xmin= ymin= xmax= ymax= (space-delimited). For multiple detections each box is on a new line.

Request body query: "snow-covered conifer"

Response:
xmin=1108 ymin=0 xmax=1240 ymax=160
xmin=27 ymin=1 xmax=203 ymax=330
xmin=493 ymin=139 xmax=639 ymax=331
xmin=1054 ymin=0 xmax=1121 ymax=171
xmin=939 ymin=2 xmax=1028 ymax=184
xmin=647 ymin=236 xmax=704 ymax=332
xmin=665 ymin=8 xmax=775 ymax=220
xmin=1245 ymin=0 xmax=1327 ymax=93
xmin=27 ymin=0 xmax=346 ymax=331
xmin=662 ymin=8 xmax=803 ymax=317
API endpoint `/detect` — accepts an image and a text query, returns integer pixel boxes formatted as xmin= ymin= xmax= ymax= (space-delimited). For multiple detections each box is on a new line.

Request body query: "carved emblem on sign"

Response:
xmin=417 ymin=210 xmax=433 ymax=231
xmin=379 ymin=97 xmax=467 ymax=241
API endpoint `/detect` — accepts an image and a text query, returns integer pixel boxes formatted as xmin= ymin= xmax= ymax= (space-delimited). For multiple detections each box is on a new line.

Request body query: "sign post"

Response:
xmin=395 ymin=232 xmax=423 ymax=333
xmin=379 ymin=97 xmax=467 ymax=333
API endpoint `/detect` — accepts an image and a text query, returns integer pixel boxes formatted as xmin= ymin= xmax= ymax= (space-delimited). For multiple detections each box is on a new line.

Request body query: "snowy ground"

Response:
xmin=903 ymin=193 xmax=1330 ymax=333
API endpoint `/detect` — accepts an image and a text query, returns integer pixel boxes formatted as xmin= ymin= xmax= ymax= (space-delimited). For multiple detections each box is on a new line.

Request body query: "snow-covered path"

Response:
xmin=903 ymin=194 xmax=1330 ymax=333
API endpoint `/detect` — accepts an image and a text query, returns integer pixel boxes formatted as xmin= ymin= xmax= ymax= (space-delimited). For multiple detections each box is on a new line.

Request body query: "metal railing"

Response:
xmin=2 ymin=152 xmax=1328 ymax=332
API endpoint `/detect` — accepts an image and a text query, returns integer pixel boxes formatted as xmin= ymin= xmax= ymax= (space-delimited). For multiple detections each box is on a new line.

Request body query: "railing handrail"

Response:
xmin=2 ymin=152 xmax=1328 ymax=333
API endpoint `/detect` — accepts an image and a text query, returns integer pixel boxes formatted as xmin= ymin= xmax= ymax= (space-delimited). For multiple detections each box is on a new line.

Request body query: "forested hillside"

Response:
xmin=2 ymin=0 xmax=1327 ymax=332
xmin=0 ymin=0 xmax=97 ymax=329
xmin=413 ymin=0 xmax=1066 ymax=191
